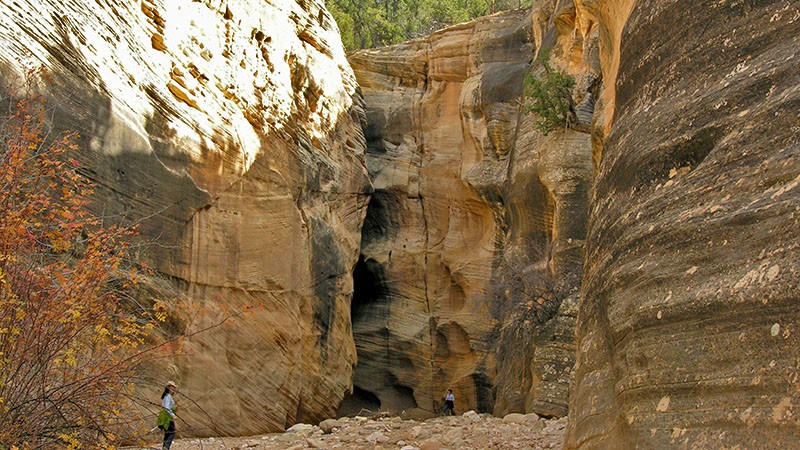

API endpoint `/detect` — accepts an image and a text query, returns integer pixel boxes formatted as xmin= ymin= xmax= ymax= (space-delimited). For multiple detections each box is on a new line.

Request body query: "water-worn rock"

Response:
xmin=492 ymin=0 xmax=596 ymax=418
xmin=0 ymin=0 xmax=369 ymax=436
xmin=318 ymin=418 xmax=342 ymax=434
xmin=346 ymin=3 xmax=595 ymax=421
xmin=565 ymin=0 xmax=800 ymax=448
xmin=503 ymin=413 xmax=526 ymax=424
xmin=345 ymin=10 xmax=535 ymax=416
xmin=285 ymin=423 xmax=315 ymax=434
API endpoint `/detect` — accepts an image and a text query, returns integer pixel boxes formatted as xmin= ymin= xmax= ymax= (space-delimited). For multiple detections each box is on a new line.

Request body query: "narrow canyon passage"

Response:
xmin=338 ymin=252 xmax=422 ymax=416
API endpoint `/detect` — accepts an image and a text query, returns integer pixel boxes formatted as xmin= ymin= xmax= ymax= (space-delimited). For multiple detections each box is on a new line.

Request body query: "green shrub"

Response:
xmin=524 ymin=52 xmax=576 ymax=135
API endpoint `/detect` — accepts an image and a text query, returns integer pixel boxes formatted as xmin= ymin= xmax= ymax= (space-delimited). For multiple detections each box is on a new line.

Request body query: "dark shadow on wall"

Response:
xmin=336 ymin=386 xmax=381 ymax=417
xmin=338 ymin=254 xmax=387 ymax=416
xmin=343 ymin=251 xmax=421 ymax=416
xmin=351 ymin=254 xmax=387 ymax=319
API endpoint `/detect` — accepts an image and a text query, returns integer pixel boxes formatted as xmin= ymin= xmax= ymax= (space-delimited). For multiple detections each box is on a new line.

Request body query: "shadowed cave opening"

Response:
xmin=339 ymin=243 xmax=419 ymax=416
xmin=337 ymin=386 xmax=381 ymax=417
xmin=350 ymin=254 xmax=385 ymax=320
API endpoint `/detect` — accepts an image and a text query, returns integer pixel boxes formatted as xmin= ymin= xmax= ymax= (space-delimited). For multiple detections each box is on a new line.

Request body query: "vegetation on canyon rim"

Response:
xmin=0 ymin=69 xmax=172 ymax=449
xmin=524 ymin=52 xmax=576 ymax=135
xmin=327 ymin=0 xmax=531 ymax=50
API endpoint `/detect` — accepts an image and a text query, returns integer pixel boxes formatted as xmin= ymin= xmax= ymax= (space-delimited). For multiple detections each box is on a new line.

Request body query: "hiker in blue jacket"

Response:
xmin=442 ymin=389 xmax=455 ymax=416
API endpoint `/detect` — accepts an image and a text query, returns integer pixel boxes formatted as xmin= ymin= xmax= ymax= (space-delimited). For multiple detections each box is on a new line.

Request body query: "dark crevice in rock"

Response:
xmin=471 ymin=369 xmax=495 ymax=413
xmin=351 ymin=254 xmax=387 ymax=319
xmin=344 ymin=251 xmax=419 ymax=415
xmin=336 ymin=386 xmax=381 ymax=417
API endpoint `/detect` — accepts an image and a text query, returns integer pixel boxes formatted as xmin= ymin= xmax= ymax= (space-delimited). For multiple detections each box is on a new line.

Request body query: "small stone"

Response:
xmin=524 ymin=413 xmax=540 ymax=423
xmin=528 ymin=420 xmax=546 ymax=432
xmin=275 ymin=433 xmax=299 ymax=442
xmin=286 ymin=423 xmax=315 ymax=433
xmin=419 ymin=438 xmax=444 ymax=450
xmin=503 ymin=413 xmax=526 ymax=424
xmin=444 ymin=427 xmax=463 ymax=443
xmin=306 ymin=437 xmax=325 ymax=448
xmin=462 ymin=410 xmax=482 ymax=422
xmin=319 ymin=418 xmax=341 ymax=434
xmin=367 ymin=431 xmax=389 ymax=443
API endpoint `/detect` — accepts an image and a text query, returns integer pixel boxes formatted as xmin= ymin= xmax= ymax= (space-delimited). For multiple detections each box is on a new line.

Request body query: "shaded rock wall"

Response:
xmin=0 ymin=0 xmax=369 ymax=436
xmin=566 ymin=0 xmax=800 ymax=448
xmin=492 ymin=1 xmax=597 ymax=418
xmin=348 ymin=5 xmax=595 ymax=418
xmin=347 ymin=10 xmax=533 ymax=416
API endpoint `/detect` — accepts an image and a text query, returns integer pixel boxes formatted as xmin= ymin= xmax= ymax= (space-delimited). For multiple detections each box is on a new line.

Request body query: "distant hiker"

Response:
xmin=157 ymin=381 xmax=178 ymax=450
xmin=442 ymin=389 xmax=455 ymax=416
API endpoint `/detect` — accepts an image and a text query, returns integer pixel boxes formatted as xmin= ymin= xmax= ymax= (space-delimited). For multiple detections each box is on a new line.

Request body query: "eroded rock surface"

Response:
xmin=347 ymin=6 xmax=595 ymax=419
xmin=346 ymin=10 xmax=534 ymax=416
xmin=0 ymin=0 xmax=369 ymax=436
xmin=566 ymin=1 xmax=800 ymax=448
xmin=492 ymin=1 xmax=597 ymax=418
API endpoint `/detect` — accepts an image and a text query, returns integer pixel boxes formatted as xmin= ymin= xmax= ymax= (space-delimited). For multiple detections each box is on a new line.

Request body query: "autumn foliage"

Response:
xmin=0 ymin=71 xmax=161 ymax=448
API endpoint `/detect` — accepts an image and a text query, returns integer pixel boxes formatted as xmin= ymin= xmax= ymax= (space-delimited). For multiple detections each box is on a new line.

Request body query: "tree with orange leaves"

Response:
xmin=0 ymin=70 xmax=161 ymax=448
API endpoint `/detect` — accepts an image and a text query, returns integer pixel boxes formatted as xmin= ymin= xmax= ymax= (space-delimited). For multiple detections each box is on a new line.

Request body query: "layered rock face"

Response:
xmin=345 ymin=11 xmax=533 ymax=416
xmin=0 ymin=0 xmax=369 ymax=436
xmin=566 ymin=1 xmax=800 ymax=448
xmin=347 ymin=6 xmax=594 ymax=419
xmin=491 ymin=1 xmax=598 ymax=418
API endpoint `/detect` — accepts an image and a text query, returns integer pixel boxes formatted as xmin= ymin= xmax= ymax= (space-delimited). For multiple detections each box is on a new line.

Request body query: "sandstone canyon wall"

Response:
xmin=1 ymin=0 xmax=797 ymax=445
xmin=0 ymin=0 xmax=369 ymax=436
xmin=346 ymin=10 xmax=534 ymax=417
xmin=347 ymin=5 xmax=595 ymax=419
xmin=565 ymin=0 xmax=800 ymax=448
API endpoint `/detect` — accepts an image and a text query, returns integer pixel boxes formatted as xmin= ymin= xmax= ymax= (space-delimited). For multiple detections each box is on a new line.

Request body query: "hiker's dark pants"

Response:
xmin=162 ymin=420 xmax=175 ymax=449
xmin=443 ymin=400 xmax=454 ymax=416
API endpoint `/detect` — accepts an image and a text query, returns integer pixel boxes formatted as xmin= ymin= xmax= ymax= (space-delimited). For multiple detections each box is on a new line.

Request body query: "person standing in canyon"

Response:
xmin=157 ymin=381 xmax=178 ymax=450
xmin=442 ymin=389 xmax=455 ymax=416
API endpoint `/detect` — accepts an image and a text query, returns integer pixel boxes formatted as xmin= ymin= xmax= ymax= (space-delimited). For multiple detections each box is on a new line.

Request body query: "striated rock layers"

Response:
xmin=0 ymin=0 xmax=369 ymax=436
xmin=566 ymin=0 xmax=800 ymax=448
xmin=492 ymin=1 xmax=598 ymax=419
xmin=345 ymin=10 xmax=531 ymax=417
xmin=347 ymin=7 xmax=594 ymax=419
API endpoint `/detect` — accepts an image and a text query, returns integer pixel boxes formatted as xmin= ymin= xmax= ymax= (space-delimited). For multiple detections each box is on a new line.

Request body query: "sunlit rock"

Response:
xmin=0 ymin=0 xmax=369 ymax=436
xmin=348 ymin=7 xmax=594 ymax=419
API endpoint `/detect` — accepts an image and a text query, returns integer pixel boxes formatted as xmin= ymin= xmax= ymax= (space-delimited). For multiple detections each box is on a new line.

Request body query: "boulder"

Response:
xmin=319 ymin=418 xmax=342 ymax=434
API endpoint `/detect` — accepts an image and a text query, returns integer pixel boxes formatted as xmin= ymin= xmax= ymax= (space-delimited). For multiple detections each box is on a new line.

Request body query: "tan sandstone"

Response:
xmin=347 ymin=4 xmax=596 ymax=420
xmin=0 ymin=0 xmax=370 ymax=436
xmin=565 ymin=0 xmax=800 ymax=448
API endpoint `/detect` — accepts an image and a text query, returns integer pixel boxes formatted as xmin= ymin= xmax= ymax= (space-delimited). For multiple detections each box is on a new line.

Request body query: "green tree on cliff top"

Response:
xmin=327 ymin=0 xmax=531 ymax=51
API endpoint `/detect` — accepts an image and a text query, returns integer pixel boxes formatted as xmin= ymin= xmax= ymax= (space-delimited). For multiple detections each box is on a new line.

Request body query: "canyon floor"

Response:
xmin=131 ymin=411 xmax=566 ymax=450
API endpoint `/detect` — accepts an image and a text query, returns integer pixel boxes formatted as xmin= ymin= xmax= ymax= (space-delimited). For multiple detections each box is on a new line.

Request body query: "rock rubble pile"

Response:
xmin=133 ymin=412 xmax=566 ymax=449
